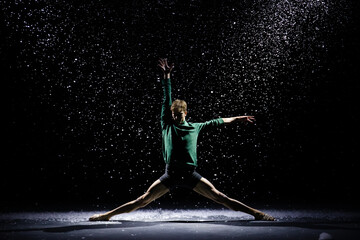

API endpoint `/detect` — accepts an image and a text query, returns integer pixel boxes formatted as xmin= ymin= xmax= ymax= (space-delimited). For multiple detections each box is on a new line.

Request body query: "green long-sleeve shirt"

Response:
xmin=161 ymin=78 xmax=224 ymax=167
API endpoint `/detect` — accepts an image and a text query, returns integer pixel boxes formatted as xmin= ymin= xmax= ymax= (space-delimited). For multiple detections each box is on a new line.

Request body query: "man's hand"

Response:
xmin=222 ymin=116 xmax=255 ymax=124
xmin=158 ymin=58 xmax=174 ymax=78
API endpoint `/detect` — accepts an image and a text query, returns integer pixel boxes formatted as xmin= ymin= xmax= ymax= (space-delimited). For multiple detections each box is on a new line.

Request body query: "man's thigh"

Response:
xmin=193 ymin=177 xmax=220 ymax=199
xmin=145 ymin=179 xmax=169 ymax=200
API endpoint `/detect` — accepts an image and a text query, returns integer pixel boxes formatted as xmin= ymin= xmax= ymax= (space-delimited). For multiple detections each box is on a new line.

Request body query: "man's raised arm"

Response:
xmin=158 ymin=58 xmax=174 ymax=127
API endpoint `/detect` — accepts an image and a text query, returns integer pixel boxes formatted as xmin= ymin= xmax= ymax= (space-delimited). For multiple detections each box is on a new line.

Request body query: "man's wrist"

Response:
xmin=164 ymin=73 xmax=170 ymax=79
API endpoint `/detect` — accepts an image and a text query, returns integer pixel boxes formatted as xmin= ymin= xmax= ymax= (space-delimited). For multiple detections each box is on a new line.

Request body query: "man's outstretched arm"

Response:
xmin=222 ymin=116 xmax=255 ymax=124
xmin=196 ymin=116 xmax=255 ymax=132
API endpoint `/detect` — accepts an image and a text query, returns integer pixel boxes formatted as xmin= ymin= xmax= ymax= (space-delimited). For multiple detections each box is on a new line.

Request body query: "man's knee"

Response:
xmin=135 ymin=191 xmax=153 ymax=207
xmin=211 ymin=189 xmax=229 ymax=204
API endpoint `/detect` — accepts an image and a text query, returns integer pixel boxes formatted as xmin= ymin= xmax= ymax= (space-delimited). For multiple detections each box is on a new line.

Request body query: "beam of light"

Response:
xmin=1 ymin=209 xmax=359 ymax=223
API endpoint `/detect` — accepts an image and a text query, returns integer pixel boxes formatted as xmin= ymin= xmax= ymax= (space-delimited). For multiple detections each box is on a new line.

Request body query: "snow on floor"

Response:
xmin=1 ymin=209 xmax=360 ymax=240
xmin=1 ymin=208 xmax=359 ymax=222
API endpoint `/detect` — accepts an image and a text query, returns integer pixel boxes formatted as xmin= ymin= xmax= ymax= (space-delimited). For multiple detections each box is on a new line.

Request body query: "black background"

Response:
xmin=2 ymin=0 xmax=360 ymax=211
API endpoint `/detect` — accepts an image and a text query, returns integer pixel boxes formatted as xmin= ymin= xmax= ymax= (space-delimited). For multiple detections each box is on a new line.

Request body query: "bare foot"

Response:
xmin=89 ymin=213 xmax=110 ymax=221
xmin=254 ymin=212 xmax=276 ymax=221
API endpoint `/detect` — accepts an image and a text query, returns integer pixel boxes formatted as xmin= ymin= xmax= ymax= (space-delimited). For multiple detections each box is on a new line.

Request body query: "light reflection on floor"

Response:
xmin=1 ymin=209 xmax=360 ymax=240
xmin=1 ymin=209 xmax=359 ymax=222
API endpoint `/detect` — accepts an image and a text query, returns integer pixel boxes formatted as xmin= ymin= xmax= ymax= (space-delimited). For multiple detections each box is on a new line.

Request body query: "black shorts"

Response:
xmin=159 ymin=164 xmax=203 ymax=190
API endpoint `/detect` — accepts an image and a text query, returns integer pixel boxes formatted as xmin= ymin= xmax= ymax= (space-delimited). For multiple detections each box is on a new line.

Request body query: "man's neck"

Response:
xmin=175 ymin=119 xmax=186 ymax=125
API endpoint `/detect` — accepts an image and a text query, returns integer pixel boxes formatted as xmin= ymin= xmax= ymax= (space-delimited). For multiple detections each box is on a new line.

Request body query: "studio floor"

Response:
xmin=1 ymin=208 xmax=360 ymax=240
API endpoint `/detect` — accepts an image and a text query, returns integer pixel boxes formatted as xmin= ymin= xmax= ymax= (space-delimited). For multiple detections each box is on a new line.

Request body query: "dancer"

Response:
xmin=89 ymin=58 xmax=275 ymax=221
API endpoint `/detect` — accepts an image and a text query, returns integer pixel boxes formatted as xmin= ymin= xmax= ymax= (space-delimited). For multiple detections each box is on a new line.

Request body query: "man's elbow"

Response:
xmin=222 ymin=118 xmax=232 ymax=124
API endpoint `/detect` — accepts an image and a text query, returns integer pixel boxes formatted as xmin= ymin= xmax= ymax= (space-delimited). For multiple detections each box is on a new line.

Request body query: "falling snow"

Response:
xmin=2 ymin=0 xmax=358 ymax=205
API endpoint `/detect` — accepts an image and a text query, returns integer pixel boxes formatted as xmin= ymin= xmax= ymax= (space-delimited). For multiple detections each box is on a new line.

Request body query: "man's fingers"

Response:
xmin=158 ymin=58 xmax=174 ymax=72
xmin=158 ymin=64 xmax=165 ymax=70
xmin=158 ymin=59 xmax=166 ymax=71
xmin=247 ymin=116 xmax=256 ymax=123
xmin=158 ymin=59 xmax=174 ymax=70
xmin=165 ymin=59 xmax=170 ymax=68
xmin=159 ymin=58 xmax=167 ymax=66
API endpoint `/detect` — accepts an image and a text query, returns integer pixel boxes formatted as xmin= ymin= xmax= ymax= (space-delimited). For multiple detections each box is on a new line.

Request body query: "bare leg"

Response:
xmin=193 ymin=177 xmax=275 ymax=221
xmin=89 ymin=179 xmax=169 ymax=221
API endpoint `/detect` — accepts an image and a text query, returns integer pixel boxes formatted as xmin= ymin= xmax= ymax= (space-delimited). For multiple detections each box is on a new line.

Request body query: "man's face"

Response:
xmin=172 ymin=110 xmax=187 ymax=124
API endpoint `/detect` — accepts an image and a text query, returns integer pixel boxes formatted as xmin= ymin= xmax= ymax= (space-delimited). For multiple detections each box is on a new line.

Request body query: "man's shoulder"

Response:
xmin=187 ymin=121 xmax=202 ymax=129
xmin=188 ymin=121 xmax=205 ymax=125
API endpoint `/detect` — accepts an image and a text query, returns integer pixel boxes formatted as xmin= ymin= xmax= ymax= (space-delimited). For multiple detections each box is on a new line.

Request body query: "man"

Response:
xmin=89 ymin=59 xmax=274 ymax=221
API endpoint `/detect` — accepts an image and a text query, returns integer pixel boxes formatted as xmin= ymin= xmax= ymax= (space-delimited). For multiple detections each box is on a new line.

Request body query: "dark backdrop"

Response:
xmin=2 ymin=0 xmax=359 ymax=210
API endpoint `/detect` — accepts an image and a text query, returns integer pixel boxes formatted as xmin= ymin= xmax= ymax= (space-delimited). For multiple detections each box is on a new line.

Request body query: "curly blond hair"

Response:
xmin=170 ymin=99 xmax=187 ymax=112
